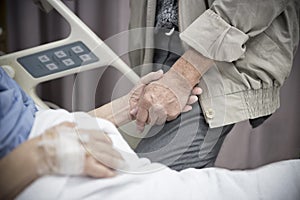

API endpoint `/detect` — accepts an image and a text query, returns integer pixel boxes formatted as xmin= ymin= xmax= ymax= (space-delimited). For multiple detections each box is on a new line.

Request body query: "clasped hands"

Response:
xmin=128 ymin=57 xmax=202 ymax=132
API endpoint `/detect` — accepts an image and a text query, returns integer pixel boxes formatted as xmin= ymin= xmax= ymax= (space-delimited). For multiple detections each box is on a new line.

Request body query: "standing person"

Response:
xmin=128 ymin=0 xmax=300 ymax=171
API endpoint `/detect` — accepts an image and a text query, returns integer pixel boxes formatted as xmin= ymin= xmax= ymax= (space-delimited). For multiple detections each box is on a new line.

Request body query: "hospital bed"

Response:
xmin=0 ymin=0 xmax=144 ymax=146
xmin=17 ymin=108 xmax=300 ymax=200
xmin=0 ymin=0 xmax=139 ymax=109
xmin=1 ymin=1 xmax=300 ymax=199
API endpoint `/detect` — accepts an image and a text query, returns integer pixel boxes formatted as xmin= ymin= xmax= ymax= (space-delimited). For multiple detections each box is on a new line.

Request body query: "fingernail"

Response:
xmin=136 ymin=127 xmax=144 ymax=134
xmin=190 ymin=96 xmax=198 ymax=102
xmin=193 ymin=87 xmax=202 ymax=95
xmin=107 ymin=170 xmax=116 ymax=177
xmin=197 ymin=88 xmax=203 ymax=94
xmin=130 ymin=108 xmax=138 ymax=115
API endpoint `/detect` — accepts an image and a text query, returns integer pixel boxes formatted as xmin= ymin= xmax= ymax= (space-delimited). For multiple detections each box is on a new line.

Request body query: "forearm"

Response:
xmin=88 ymin=96 xmax=132 ymax=127
xmin=0 ymin=137 xmax=41 ymax=199
xmin=171 ymin=49 xmax=214 ymax=87
xmin=180 ymin=0 xmax=290 ymax=62
xmin=210 ymin=0 xmax=289 ymax=36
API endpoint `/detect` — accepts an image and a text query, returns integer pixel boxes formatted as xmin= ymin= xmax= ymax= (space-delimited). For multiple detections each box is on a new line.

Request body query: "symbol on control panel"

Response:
xmin=38 ymin=55 xmax=50 ymax=63
xmin=62 ymin=58 xmax=75 ymax=66
xmin=54 ymin=50 xmax=67 ymax=58
xmin=71 ymin=46 xmax=84 ymax=54
xmin=46 ymin=63 xmax=58 ymax=71
xmin=79 ymin=54 xmax=92 ymax=62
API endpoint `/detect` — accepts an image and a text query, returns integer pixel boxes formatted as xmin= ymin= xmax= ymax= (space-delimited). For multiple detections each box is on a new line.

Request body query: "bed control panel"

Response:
xmin=17 ymin=41 xmax=99 ymax=78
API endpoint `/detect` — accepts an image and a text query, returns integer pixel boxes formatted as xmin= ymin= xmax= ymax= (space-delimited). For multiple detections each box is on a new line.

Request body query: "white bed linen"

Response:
xmin=17 ymin=109 xmax=300 ymax=200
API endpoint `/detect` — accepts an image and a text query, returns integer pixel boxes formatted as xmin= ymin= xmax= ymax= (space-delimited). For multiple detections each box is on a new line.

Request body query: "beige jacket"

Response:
xmin=129 ymin=0 xmax=300 ymax=128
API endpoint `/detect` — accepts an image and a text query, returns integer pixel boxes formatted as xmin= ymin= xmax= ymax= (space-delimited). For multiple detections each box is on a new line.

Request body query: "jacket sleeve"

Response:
xmin=180 ymin=0 xmax=291 ymax=62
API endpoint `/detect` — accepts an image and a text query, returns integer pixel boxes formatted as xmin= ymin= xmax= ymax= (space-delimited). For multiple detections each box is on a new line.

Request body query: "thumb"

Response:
xmin=149 ymin=104 xmax=167 ymax=126
xmin=140 ymin=70 xmax=163 ymax=84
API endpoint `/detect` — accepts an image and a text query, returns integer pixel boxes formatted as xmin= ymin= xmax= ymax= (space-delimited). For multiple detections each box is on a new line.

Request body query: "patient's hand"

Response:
xmin=0 ymin=122 xmax=124 ymax=199
xmin=38 ymin=122 xmax=124 ymax=178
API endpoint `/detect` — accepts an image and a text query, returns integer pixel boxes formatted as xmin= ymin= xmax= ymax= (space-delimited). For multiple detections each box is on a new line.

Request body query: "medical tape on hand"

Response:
xmin=38 ymin=127 xmax=88 ymax=176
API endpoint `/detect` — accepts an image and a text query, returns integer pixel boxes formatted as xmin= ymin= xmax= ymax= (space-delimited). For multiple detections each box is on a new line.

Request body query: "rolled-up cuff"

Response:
xmin=180 ymin=9 xmax=249 ymax=62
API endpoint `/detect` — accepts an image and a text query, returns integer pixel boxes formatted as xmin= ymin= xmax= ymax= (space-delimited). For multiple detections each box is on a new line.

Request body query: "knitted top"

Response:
xmin=155 ymin=0 xmax=179 ymax=29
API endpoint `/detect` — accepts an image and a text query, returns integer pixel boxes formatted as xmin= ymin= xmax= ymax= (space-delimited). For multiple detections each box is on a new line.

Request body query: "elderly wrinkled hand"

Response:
xmin=37 ymin=122 xmax=124 ymax=178
xmin=128 ymin=70 xmax=164 ymax=118
xmin=132 ymin=60 xmax=202 ymax=132
xmin=90 ymin=69 xmax=200 ymax=129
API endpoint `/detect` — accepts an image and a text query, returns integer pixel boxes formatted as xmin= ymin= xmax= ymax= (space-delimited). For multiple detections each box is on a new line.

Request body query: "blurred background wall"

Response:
xmin=1 ymin=0 xmax=299 ymax=169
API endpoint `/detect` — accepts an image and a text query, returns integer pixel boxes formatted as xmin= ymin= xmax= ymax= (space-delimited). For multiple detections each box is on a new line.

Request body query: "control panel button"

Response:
xmin=62 ymin=58 xmax=75 ymax=66
xmin=54 ymin=50 xmax=67 ymax=58
xmin=71 ymin=46 xmax=84 ymax=54
xmin=38 ymin=55 xmax=50 ymax=63
xmin=79 ymin=54 xmax=92 ymax=62
xmin=46 ymin=63 xmax=58 ymax=71
xmin=18 ymin=41 xmax=99 ymax=78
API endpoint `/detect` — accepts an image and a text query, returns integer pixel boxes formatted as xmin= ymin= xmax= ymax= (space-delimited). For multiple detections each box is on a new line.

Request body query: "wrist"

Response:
xmin=33 ymin=134 xmax=53 ymax=175
xmin=159 ymin=68 xmax=193 ymax=96
xmin=35 ymin=128 xmax=65 ymax=176
xmin=172 ymin=58 xmax=201 ymax=87
xmin=174 ymin=48 xmax=214 ymax=86
xmin=88 ymin=96 xmax=131 ymax=127
xmin=111 ymin=95 xmax=132 ymax=126
xmin=22 ymin=136 xmax=48 ymax=177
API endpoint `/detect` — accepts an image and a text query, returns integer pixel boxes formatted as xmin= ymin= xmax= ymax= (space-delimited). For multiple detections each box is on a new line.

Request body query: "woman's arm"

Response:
xmin=0 ymin=136 xmax=41 ymax=199
xmin=89 ymin=96 xmax=132 ymax=127
xmin=0 ymin=122 xmax=124 ymax=199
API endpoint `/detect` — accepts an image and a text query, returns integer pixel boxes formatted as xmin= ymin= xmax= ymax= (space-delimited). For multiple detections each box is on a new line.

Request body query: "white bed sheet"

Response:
xmin=17 ymin=109 xmax=300 ymax=200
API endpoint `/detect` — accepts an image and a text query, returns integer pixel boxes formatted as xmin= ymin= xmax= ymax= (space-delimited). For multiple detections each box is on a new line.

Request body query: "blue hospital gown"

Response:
xmin=0 ymin=67 xmax=37 ymax=158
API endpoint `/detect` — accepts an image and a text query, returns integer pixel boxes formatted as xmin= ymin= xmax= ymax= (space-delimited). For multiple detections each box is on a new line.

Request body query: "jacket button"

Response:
xmin=205 ymin=109 xmax=215 ymax=119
